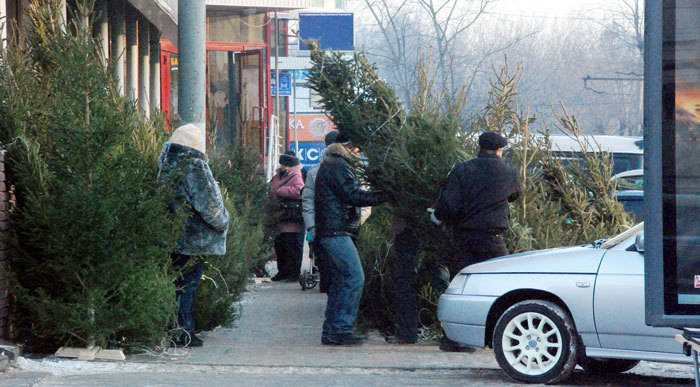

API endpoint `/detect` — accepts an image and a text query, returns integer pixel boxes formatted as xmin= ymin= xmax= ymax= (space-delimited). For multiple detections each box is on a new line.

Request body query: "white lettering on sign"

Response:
xmin=289 ymin=118 xmax=305 ymax=131
xmin=307 ymin=148 xmax=319 ymax=162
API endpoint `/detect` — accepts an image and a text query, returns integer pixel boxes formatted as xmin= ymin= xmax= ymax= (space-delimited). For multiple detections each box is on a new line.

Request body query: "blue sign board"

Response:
xmin=289 ymin=142 xmax=326 ymax=167
xmin=299 ymin=13 xmax=354 ymax=51
xmin=271 ymin=71 xmax=291 ymax=96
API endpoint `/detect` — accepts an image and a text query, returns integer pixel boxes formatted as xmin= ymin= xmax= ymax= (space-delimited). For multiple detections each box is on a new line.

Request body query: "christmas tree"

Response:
xmin=308 ymin=48 xmax=632 ymax=336
xmin=0 ymin=1 xmax=180 ymax=351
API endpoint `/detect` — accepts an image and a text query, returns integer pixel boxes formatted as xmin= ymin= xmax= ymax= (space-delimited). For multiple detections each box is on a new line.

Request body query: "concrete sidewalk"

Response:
xmin=3 ymin=281 xmax=694 ymax=386
xmin=129 ymin=281 xmax=498 ymax=370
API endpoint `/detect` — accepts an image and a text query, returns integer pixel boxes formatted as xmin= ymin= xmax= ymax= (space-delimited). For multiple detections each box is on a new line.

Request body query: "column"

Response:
xmin=149 ymin=24 xmax=161 ymax=111
xmin=1 ymin=0 xmax=7 ymax=48
xmin=138 ymin=16 xmax=150 ymax=117
xmin=98 ymin=0 xmax=109 ymax=66
xmin=178 ymin=0 xmax=207 ymax=151
xmin=110 ymin=0 xmax=125 ymax=96
xmin=125 ymin=5 xmax=138 ymax=102
xmin=59 ymin=0 xmax=67 ymax=32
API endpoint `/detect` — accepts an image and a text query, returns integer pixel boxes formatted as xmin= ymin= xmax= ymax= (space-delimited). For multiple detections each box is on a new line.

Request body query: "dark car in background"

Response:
xmin=616 ymin=190 xmax=644 ymax=222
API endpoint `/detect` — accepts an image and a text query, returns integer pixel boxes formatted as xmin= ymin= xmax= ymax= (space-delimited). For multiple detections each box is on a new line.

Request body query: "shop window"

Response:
xmin=207 ymin=11 xmax=265 ymax=44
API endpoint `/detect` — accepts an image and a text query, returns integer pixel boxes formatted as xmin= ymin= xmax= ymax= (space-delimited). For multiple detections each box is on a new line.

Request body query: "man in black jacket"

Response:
xmin=432 ymin=132 xmax=520 ymax=352
xmin=315 ymin=135 xmax=387 ymax=346
xmin=434 ymin=132 xmax=521 ymax=277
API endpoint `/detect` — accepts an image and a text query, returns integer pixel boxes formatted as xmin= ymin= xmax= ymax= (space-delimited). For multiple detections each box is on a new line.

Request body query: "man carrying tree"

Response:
xmin=430 ymin=132 xmax=520 ymax=352
xmin=315 ymin=134 xmax=388 ymax=346
xmin=432 ymin=132 xmax=521 ymax=277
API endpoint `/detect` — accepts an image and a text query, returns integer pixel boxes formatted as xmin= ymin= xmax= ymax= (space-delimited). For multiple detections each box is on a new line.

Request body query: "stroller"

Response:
xmin=298 ymin=238 xmax=320 ymax=291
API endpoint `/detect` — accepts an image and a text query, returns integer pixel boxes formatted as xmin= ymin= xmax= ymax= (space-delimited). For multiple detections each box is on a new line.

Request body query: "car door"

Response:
xmin=594 ymin=248 xmax=681 ymax=353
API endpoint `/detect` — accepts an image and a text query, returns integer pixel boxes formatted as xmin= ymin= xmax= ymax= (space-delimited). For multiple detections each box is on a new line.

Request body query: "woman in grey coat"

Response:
xmin=158 ymin=124 xmax=229 ymax=347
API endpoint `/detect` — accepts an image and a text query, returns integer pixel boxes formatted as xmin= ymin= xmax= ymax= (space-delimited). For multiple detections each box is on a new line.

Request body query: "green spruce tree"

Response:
xmin=308 ymin=48 xmax=633 ymax=337
xmin=0 ymin=1 xmax=180 ymax=351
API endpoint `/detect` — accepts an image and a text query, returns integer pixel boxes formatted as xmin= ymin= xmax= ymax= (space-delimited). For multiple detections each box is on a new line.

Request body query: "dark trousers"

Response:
xmin=313 ymin=241 xmax=334 ymax=293
xmin=452 ymin=230 xmax=508 ymax=277
xmin=172 ymin=253 xmax=205 ymax=333
xmin=390 ymin=228 xmax=420 ymax=342
xmin=274 ymin=232 xmax=303 ymax=279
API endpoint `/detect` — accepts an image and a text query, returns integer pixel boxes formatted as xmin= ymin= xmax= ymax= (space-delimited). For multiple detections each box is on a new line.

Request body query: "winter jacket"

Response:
xmin=302 ymin=151 xmax=324 ymax=234
xmin=314 ymin=143 xmax=386 ymax=238
xmin=158 ymin=139 xmax=229 ymax=256
xmin=435 ymin=150 xmax=521 ymax=233
xmin=270 ymin=166 xmax=305 ymax=233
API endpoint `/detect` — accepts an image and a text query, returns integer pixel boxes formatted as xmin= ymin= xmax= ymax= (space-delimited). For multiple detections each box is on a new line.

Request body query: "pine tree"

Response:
xmin=0 ymin=1 xmax=180 ymax=351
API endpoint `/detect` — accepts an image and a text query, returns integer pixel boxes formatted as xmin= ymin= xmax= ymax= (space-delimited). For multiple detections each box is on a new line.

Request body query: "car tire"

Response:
xmin=582 ymin=358 xmax=639 ymax=374
xmin=493 ymin=300 xmax=578 ymax=384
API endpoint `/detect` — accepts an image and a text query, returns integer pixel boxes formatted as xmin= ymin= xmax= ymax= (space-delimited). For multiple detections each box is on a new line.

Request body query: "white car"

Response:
xmin=438 ymin=223 xmax=691 ymax=384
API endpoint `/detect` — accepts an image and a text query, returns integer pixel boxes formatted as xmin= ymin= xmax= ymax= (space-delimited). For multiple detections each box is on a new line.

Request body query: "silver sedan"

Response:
xmin=438 ymin=223 xmax=691 ymax=384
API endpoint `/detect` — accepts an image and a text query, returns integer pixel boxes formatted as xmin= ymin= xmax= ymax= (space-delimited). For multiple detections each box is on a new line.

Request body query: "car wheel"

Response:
xmin=582 ymin=358 xmax=639 ymax=374
xmin=493 ymin=300 xmax=578 ymax=384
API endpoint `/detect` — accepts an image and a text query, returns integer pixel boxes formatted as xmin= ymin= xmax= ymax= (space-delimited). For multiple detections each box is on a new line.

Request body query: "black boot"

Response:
xmin=323 ymin=333 xmax=364 ymax=346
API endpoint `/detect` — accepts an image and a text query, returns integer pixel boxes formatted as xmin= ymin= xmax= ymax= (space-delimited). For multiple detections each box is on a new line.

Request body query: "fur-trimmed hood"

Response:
xmin=325 ymin=143 xmax=354 ymax=160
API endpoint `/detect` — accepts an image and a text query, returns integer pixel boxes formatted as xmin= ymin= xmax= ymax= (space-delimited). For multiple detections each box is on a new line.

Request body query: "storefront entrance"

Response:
xmin=207 ymin=48 xmax=266 ymax=155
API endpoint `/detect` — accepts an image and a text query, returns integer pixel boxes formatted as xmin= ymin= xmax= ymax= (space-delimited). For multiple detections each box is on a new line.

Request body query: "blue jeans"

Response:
xmin=320 ymin=236 xmax=364 ymax=336
xmin=172 ymin=254 xmax=205 ymax=333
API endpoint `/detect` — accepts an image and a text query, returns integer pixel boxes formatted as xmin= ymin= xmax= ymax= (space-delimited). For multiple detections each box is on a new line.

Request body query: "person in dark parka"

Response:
xmin=433 ymin=132 xmax=521 ymax=275
xmin=158 ymin=124 xmax=230 ymax=347
xmin=315 ymin=136 xmax=388 ymax=346
xmin=302 ymin=131 xmax=341 ymax=293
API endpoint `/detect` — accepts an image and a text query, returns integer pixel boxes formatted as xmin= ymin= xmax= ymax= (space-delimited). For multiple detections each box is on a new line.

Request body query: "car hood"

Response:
xmin=463 ymin=246 xmax=605 ymax=274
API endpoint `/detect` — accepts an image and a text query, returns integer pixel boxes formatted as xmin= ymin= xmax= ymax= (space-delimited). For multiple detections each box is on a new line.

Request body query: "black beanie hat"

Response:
xmin=279 ymin=151 xmax=300 ymax=167
xmin=479 ymin=132 xmax=508 ymax=150
xmin=335 ymin=132 xmax=351 ymax=145
xmin=324 ymin=131 xmax=340 ymax=145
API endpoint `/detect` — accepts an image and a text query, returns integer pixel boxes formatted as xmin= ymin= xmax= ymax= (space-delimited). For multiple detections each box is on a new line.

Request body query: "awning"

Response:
xmin=128 ymin=0 xmax=178 ymax=46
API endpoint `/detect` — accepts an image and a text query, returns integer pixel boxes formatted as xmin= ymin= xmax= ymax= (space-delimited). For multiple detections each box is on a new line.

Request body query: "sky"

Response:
xmin=350 ymin=0 xmax=622 ymax=29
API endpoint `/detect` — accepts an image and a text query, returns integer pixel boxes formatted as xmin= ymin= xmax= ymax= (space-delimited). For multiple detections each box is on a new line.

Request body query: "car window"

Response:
xmin=616 ymin=176 xmax=644 ymax=190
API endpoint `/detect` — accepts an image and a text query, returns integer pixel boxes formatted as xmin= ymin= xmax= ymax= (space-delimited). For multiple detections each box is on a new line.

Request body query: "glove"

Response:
xmin=427 ymin=208 xmax=442 ymax=226
xmin=306 ymin=227 xmax=315 ymax=243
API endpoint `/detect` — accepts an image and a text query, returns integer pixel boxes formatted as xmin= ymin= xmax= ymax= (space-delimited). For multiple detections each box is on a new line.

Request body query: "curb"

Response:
xmin=0 ymin=344 xmax=20 ymax=372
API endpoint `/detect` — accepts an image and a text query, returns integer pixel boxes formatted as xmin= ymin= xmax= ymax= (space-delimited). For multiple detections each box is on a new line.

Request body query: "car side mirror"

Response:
xmin=635 ymin=233 xmax=645 ymax=253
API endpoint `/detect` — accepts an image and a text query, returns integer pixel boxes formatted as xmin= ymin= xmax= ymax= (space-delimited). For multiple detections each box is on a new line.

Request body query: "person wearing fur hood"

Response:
xmin=269 ymin=151 xmax=305 ymax=281
xmin=158 ymin=124 xmax=230 ymax=347
xmin=314 ymin=134 xmax=388 ymax=345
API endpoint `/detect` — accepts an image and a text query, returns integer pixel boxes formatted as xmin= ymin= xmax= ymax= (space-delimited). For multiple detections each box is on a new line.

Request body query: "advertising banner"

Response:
xmin=289 ymin=142 xmax=326 ymax=168
xmin=288 ymin=114 xmax=336 ymax=142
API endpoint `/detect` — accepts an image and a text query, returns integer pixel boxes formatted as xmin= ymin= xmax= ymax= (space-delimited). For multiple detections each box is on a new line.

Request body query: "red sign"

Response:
xmin=288 ymin=114 xmax=336 ymax=142
xmin=695 ymin=275 xmax=700 ymax=289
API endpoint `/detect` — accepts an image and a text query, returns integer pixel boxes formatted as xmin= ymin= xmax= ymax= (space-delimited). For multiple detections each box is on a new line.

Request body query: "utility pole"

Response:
xmin=178 ymin=0 xmax=207 ymax=151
